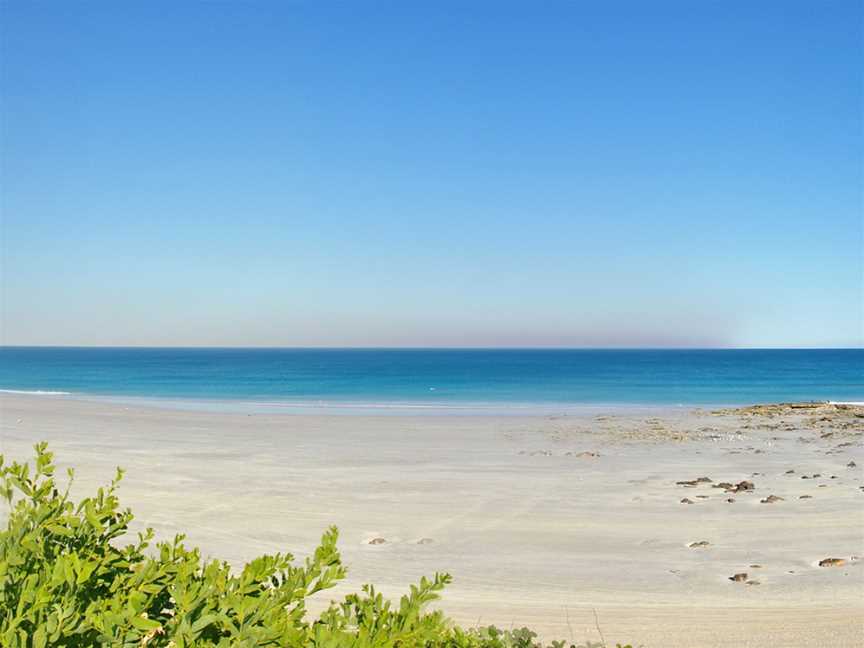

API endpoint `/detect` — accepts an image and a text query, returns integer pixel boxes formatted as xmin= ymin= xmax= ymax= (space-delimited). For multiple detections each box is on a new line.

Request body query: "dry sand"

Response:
xmin=1 ymin=394 xmax=862 ymax=647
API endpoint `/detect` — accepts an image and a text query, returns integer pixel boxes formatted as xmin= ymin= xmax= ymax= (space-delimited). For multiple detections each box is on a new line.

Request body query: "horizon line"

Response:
xmin=1 ymin=345 xmax=861 ymax=351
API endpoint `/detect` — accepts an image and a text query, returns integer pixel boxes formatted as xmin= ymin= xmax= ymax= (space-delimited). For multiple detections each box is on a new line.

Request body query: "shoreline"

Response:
xmin=1 ymin=393 xmax=862 ymax=646
xmin=0 ymin=388 xmax=856 ymax=417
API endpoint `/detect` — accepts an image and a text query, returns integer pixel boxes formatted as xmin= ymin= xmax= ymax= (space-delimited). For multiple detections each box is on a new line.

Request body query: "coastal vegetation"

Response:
xmin=0 ymin=443 xmax=630 ymax=648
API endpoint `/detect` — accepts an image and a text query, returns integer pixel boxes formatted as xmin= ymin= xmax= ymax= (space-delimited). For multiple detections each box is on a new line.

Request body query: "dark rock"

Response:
xmin=760 ymin=495 xmax=784 ymax=504
xmin=818 ymin=558 xmax=846 ymax=567
xmin=715 ymin=480 xmax=755 ymax=493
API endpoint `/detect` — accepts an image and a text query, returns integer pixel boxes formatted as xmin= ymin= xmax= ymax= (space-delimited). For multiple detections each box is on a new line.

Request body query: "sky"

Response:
xmin=1 ymin=1 xmax=861 ymax=348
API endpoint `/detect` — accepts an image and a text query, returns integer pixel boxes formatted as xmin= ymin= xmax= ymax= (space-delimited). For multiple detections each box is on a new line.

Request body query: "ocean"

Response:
xmin=0 ymin=347 xmax=861 ymax=413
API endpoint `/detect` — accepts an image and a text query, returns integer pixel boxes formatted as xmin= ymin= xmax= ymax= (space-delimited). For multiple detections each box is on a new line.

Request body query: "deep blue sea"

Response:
xmin=0 ymin=347 xmax=861 ymax=413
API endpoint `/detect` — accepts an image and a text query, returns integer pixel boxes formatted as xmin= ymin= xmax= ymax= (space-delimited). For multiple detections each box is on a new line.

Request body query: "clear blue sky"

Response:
xmin=1 ymin=1 xmax=861 ymax=347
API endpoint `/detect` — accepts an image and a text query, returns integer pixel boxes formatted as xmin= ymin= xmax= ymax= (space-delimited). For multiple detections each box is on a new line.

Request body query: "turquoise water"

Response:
xmin=0 ymin=348 xmax=861 ymax=412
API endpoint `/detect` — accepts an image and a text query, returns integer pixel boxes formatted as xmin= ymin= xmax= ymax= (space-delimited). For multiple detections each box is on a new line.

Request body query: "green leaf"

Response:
xmin=131 ymin=615 xmax=162 ymax=631
xmin=32 ymin=626 xmax=47 ymax=648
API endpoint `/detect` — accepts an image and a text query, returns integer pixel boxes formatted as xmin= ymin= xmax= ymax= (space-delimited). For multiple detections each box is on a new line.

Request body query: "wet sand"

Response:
xmin=1 ymin=394 xmax=862 ymax=647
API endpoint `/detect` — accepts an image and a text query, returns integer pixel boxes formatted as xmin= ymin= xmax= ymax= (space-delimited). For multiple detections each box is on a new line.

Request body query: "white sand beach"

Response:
xmin=1 ymin=394 xmax=862 ymax=647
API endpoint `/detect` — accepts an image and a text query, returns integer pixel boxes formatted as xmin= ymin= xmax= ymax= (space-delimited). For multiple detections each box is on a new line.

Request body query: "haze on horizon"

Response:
xmin=1 ymin=2 xmax=861 ymax=349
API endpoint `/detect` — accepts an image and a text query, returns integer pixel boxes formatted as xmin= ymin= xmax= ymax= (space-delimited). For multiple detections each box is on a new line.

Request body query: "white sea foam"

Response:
xmin=0 ymin=389 xmax=72 ymax=396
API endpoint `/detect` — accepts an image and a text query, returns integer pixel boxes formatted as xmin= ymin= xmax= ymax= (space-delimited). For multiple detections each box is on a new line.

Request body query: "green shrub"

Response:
xmin=0 ymin=443 xmax=631 ymax=648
